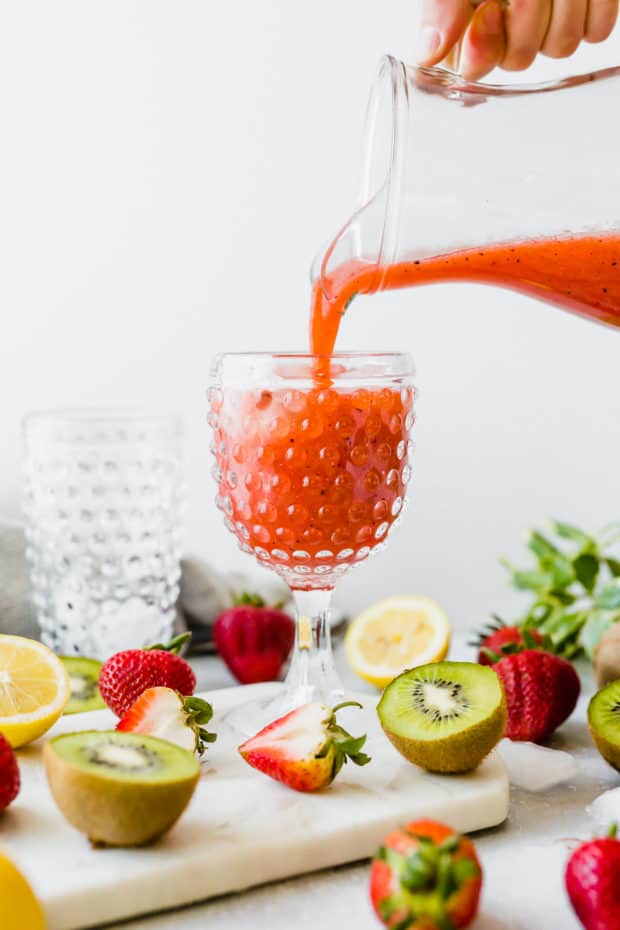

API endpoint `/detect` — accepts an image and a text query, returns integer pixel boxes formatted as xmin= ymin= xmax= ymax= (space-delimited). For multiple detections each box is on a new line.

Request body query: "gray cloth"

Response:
xmin=0 ymin=523 xmax=38 ymax=639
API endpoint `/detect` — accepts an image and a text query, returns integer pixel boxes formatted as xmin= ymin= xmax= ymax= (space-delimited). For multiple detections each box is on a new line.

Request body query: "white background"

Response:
xmin=1 ymin=1 xmax=618 ymax=628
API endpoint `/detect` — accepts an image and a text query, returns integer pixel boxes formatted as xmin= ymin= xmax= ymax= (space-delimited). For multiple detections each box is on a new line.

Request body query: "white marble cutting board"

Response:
xmin=0 ymin=683 xmax=509 ymax=930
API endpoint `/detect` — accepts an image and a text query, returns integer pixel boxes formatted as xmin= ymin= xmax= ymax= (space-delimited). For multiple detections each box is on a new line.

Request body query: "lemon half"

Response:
xmin=0 ymin=635 xmax=70 ymax=747
xmin=0 ymin=850 xmax=47 ymax=929
xmin=345 ymin=596 xmax=450 ymax=689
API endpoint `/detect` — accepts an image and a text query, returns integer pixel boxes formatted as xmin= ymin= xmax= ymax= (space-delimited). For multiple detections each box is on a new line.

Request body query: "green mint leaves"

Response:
xmin=501 ymin=519 xmax=620 ymax=660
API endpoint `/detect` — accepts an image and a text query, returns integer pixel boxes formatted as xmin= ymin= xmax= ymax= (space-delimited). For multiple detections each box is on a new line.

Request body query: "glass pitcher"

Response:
xmin=311 ymin=58 xmax=620 ymax=353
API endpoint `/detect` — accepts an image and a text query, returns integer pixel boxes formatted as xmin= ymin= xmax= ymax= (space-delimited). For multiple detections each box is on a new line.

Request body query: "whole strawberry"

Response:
xmin=370 ymin=819 xmax=482 ymax=930
xmin=474 ymin=621 xmax=544 ymax=666
xmin=239 ymin=701 xmax=370 ymax=792
xmin=0 ymin=733 xmax=20 ymax=813
xmin=99 ymin=633 xmax=196 ymax=718
xmin=566 ymin=826 xmax=620 ymax=930
xmin=214 ymin=594 xmax=294 ymax=685
xmin=494 ymin=648 xmax=580 ymax=742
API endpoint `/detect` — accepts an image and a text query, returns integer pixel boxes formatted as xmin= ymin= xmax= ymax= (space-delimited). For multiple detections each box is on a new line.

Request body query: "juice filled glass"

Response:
xmin=209 ymin=352 xmax=415 ymax=728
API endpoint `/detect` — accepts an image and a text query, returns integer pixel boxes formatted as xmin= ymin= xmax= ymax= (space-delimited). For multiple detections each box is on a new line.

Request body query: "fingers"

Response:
xmin=417 ymin=0 xmax=619 ymax=78
xmin=417 ymin=0 xmax=474 ymax=66
xmin=459 ymin=0 xmax=506 ymax=79
xmin=502 ymin=0 xmax=552 ymax=69
xmin=541 ymin=0 xmax=587 ymax=56
xmin=585 ymin=0 xmax=619 ymax=41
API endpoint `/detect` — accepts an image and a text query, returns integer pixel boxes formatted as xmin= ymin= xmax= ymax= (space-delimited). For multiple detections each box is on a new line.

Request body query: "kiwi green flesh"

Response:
xmin=48 ymin=731 xmax=199 ymax=783
xmin=377 ymin=661 xmax=507 ymax=774
xmin=44 ymin=731 xmax=200 ymax=847
xmin=60 ymin=657 xmax=106 ymax=714
xmin=589 ymin=681 xmax=620 ymax=772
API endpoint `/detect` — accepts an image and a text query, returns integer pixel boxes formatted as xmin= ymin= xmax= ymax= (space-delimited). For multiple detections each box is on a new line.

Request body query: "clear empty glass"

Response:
xmin=23 ymin=410 xmax=184 ymax=659
xmin=209 ymin=352 xmax=415 ymax=730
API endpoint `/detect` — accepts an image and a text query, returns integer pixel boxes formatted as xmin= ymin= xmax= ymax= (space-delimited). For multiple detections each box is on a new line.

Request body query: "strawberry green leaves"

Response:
xmin=320 ymin=701 xmax=371 ymax=779
xmin=499 ymin=519 xmax=620 ymax=660
xmin=371 ymin=823 xmax=482 ymax=930
xmin=183 ymin=697 xmax=217 ymax=755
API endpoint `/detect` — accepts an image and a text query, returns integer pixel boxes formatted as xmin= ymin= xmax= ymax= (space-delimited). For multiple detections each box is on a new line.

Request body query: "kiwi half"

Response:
xmin=60 ymin=657 xmax=106 ymax=714
xmin=44 ymin=730 xmax=200 ymax=847
xmin=377 ymin=661 xmax=507 ymax=773
xmin=588 ymin=680 xmax=620 ymax=772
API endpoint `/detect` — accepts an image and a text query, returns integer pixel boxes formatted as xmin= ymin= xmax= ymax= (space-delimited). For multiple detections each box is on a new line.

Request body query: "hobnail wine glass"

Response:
xmin=209 ymin=352 xmax=415 ymax=730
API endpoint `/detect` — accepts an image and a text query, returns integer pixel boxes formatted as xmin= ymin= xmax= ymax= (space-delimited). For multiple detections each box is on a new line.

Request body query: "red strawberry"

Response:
xmin=370 ymin=819 xmax=482 ymax=930
xmin=116 ymin=686 xmax=216 ymax=755
xmin=566 ymin=826 xmax=620 ymax=930
xmin=477 ymin=625 xmax=544 ymax=665
xmin=494 ymin=649 xmax=580 ymax=742
xmin=99 ymin=634 xmax=196 ymax=718
xmin=0 ymin=733 xmax=20 ymax=813
xmin=214 ymin=595 xmax=294 ymax=685
xmin=238 ymin=701 xmax=370 ymax=792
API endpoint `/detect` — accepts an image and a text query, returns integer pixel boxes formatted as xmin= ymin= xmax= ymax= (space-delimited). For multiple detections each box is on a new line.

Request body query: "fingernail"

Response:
xmin=416 ymin=25 xmax=442 ymax=63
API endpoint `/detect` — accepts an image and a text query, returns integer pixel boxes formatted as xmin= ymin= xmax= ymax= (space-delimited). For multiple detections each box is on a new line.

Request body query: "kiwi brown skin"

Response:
xmin=380 ymin=699 xmax=507 ymax=774
xmin=43 ymin=732 xmax=200 ymax=847
xmin=593 ymin=623 xmax=620 ymax=689
xmin=589 ymin=724 xmax=620 ymax=773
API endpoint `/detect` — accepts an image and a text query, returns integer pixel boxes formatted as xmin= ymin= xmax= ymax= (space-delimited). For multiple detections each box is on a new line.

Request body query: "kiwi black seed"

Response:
xmin=377 ymin=660 xmax=507 ymax=773
xmin=44 ymin=730 xmax=200 ymax=847
xmin=60 ymin=657 xmax=106 ymax=715
xmin=588 ymin=680 xmax=620 ymax=772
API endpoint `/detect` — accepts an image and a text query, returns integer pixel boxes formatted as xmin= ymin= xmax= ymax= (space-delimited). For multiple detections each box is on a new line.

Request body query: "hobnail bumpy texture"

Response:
xmin=23 ymin=415 xmax=184 ymax=659
xmin=209 ymin=383 xmax=414 ymax=588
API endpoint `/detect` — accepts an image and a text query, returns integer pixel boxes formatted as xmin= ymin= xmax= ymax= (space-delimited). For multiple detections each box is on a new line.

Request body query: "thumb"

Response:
xmin=417 ymin=0 xmax=475 ymax=65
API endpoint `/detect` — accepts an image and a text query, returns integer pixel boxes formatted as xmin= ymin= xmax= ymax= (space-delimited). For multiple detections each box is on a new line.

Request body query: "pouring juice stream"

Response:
xmin=310 ymin=59 xmax=620 ymax=354
xmin=311 ymin=233 xmax=620 ymax=356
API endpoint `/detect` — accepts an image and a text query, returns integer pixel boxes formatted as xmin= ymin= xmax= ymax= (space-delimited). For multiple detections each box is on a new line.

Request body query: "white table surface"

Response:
xmin=108 ymin=635 xmax=616 ymax=930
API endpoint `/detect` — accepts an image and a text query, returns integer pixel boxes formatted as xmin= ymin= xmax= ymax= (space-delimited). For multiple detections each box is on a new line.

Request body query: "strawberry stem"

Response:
xmin=234 ymin=592 xmax=266 ymax=608
xmin=147 ymin=632 xmax=192 ymax=654
xmin=608 ymin=823 xmax=618 ymax=839
xmin=331 ymin=700 xmax=363 ymax=714
xmin=322 ymin=702 xmax=371 ymax=778
xmin=480 ymin=647 xmax=502 ymax=664
xmin=183 ymin=696 xmax=217 ymax=755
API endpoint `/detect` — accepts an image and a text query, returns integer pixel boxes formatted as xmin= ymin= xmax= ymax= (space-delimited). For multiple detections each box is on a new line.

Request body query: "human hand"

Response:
xmin=417 ymin=0 xmax=618 ymax=80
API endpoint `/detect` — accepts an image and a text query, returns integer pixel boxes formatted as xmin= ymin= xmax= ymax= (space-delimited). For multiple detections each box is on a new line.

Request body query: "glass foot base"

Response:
xmin=225 ymin=681 xmax=346 ymax=738
xmin=225 ymin=589 xmax=346 ymax=737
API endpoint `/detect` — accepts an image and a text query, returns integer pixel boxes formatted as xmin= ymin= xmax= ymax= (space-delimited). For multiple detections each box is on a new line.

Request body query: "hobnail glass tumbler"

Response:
xmin=23 ymin=410 xmax=184 ymax=659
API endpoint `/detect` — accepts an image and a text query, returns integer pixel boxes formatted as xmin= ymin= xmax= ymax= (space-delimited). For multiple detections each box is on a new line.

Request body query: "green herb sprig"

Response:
xmin=500 ymin=520 xmax=620 ymax=660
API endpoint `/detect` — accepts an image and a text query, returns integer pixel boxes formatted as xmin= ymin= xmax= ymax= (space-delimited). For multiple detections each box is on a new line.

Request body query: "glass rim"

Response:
xmin=211 ymin=351 xmax=415 ymax=379
xmin=211 ymin=352 xmax=415 ymax=388
xmin=212 ymin=350 xmax=414 ymax=362
xmin=403 ymin=58 xmax=620 ymax=98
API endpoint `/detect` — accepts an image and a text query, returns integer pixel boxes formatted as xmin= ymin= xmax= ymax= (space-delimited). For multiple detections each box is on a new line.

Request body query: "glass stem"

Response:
xmin=279 ymin=588 xmax=345 ymax=712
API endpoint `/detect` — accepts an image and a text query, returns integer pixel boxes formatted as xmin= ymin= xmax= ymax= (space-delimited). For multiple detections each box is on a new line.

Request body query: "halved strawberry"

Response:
xmin=238 ymin=701 xmax=370 ymax=792
xmin=116 ymin=686 xmax=216 ymax=755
